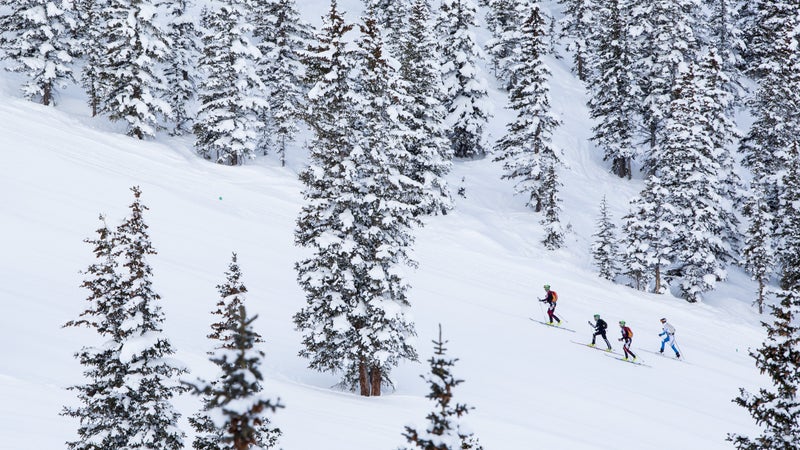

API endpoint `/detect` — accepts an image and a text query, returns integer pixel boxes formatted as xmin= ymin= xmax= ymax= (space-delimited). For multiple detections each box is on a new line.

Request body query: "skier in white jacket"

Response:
xmin=658 ymin=318 xmax=681 ymax=358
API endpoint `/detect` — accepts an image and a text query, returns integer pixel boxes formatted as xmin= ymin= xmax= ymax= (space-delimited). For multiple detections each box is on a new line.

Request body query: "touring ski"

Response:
xmin=529 ymin=318 xmax=576 ymax=332
xmin=570 ymin=340 xmax=620 ymax=355
xmin=604 ymin=353 xmax=651 ymax=367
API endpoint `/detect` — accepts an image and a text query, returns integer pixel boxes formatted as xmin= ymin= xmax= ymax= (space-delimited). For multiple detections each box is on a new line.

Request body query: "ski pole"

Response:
xmin=538 ymin=299 xmax=547 ymax=321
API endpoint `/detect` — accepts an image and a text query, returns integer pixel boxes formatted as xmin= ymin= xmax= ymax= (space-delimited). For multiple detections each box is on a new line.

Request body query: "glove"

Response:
xmin=618 ymin=338 xmax=622 ymax=341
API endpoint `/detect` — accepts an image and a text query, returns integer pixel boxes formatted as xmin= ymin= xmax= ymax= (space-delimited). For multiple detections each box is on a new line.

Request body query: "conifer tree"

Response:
xmin=398 ymin=0 xmax=453 ymax=216
xmin=628 ymin=0 xmax=703 ymax=171
xmin=483 ymin=0 xmax=519 ymax=89
xmin=295 ymin=6 xmax=420 ymax=396
xmin=494 ymin=2 xmax=563 ymax=216
xmin=559 ymin=0 xmax=598 ymax=83
xmin=703 ymin=0 xmax=745 ymax=100
xmin=99 ymin=0 xmax=172 ymax=139
xmin=591 ymin=196 xmax=620 ymax=280
xmin=436 ymin=0 xmax=490 ymax=158
xmin=114 ymin=186 xmax=186 ymax=449
xmin=740 ymin=11 xmax=800 ymax=216
xmin=401 ymin=325 xmax=483 ymax=450
xmin=0 ymin=0 xmax=74 ymax=106
xmin=742 ymin=181 xmax=774 ymax=314
xmin=164 ymin=0 xmax=199 ymax=135
xmin=655 ymin=65 xmax=733 ymax=302
xmin=540 ymin=164 xmax=565 ymax=250
xmin=294 ymin=0 xmax=356 ymax=386
xmin=624 ymin=176 xmax=671 ymax=294
xmin=194 ymin=0 xmax=266 ymax=165
xmin=586 ymin=0 xmax=636 ymax=179
xmin=190 ymin=254 xmax=280 ymax=450
xmin=728 ymin=284 xmax=800 ymax=449
xmin=62 ymin=216 xmax=129 ymax=450
xmin=187 ymin=305 xmax=283 ymax=450
xmin=777 ymin=142 xmax=800 ymax=290
xmin=251 ymin=0 xmax=310 ymax=165
xmin=72 ymin=0 xmax=106 ymax=116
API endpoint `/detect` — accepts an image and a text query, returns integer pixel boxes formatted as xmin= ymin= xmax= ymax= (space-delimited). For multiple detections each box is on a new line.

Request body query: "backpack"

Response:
xmin=623 ymin=326 xmax=633 ymax=339
xmin=550 ymin=291 xmax=558 ymax=302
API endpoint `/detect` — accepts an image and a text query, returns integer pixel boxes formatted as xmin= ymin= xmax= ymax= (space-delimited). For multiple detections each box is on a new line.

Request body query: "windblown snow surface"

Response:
xmin=0 ymin=1 xmax=767 ymax=449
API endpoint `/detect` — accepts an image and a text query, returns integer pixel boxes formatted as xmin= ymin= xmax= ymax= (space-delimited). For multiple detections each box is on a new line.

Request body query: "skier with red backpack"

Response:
xmin=539 ymin=284 xmax=561 ymax=325
xmin=618 ymin=320 xmax=637 ymax=361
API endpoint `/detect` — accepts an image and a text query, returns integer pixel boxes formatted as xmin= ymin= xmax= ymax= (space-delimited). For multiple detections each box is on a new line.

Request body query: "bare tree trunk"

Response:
xmin=359 ymin=361 xmax=370 ymax=397
xmin=654 ymin=265 xmax=661 ymax=294
xmin=42 ymin=82 xmax=52 ymax=106
xmin=370 ymin=366 xmax=381 ymax=397
xmin=757 ymin=279 xmax=764 ymax=314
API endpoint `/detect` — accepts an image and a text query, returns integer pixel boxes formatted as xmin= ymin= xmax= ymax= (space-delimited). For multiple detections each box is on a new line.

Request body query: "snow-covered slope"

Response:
xmin=0 ymin=1 xmax=767 ymax=449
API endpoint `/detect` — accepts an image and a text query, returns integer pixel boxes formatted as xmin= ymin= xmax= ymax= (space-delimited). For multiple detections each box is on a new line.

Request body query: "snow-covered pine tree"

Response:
xmin=0 ymin=0 xmax=74 ymax=105
xmin=741 ymin=0 xmax=798 ymax=79
xmin=294 ymin=0 xmax=356 ymax=386
xmin=397 ymin=0 xmax=453 ymax=216
xmin=742 ymin=181 xmax=774 ymax=314
xmin=558 ymin=0 xmax=598 ymax=83
xmin=98 ymin=0 xmax=172 ymax=139
xmin=251 ymin=0 xmax=310 ymax=165
xmin=295 ymin=6 xmax=420 ymax=397
xmin=656 ymin=64 xmax=732 ymax=302
xmin=728 ymin=284 xmax=800 ymax=449
xmin=401 ymin=325 xmax=483 ymax=450
xmin=620 ymin=204 xmax=653 ymax=291
xmin=71 ymin=0 xmax=106 ymax=116
xmin=591 ymin=196 xmax=620 ymax=280
xmin=494 ymin=2 xmax=563 ymax=214
xmin=623 ymin=176 xmax=672 ymax=294
xmin=62 ymin=215 xmax=130 ymax=450
xmin=483 ymin=0 xmax=520 ymax=89
xmin=703 ymin=0 xmax=745 ymax=102
xmin=436 ymin=0 xmax=490 ymax=159
xmin=739 ymin=9 xmax=800 ymax=217
xmin=194 ymin=0 xmax=266 ymax=165
xmin=114 ymin=186 xmax=186 ymax=449
xmin=189 ymin=253 xmax=280 ymax=450
xmin=164 ymin=0 xmax=199 ymax=135
xmin=363 ymin=0 xmax=409 ymax=39
xmin=586 ymin=0 xmax=637 ymax=179
xmin=628 ymin=0 xmax=703 ymax=172
xmin=187 ymin=305 xmax=283 ymax=450
xmin=540 ymin=164 xmax=565 ymax=250
xmin=777 ymin=142 xmax=800 ymax=290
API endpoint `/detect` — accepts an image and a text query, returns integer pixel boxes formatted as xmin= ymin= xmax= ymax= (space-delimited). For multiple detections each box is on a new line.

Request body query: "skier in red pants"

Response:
xmin=618 ymin=320 xmax=637 ymax=361
xmin=539 ymin=284 xmax=561 ymax=325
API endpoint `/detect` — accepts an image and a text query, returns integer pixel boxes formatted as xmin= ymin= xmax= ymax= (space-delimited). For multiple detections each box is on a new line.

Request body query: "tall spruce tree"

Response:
xmin=628 ymin=0 xmax=703 ymax=171
xmin=591 ymin=196 xmax=620 ymax=280
xmin=483 ymin=0 xmax=520 ymax=89
xmin=558 ymin=0 xmax=598 ymax=83
xmin=251 ymin=0 xmax=310 ymax=165
xmin=0 ymin=0 xmax=74 ymax=106
xmin=295 ymin=5 xmax=420 ymax=396
xmin=401 ymin=325 xmax=483 ymax=450
xmin=189 ymin=254 xmax=280 ymax=450
xmin=62 ymin=216 xmax=129 ymax=450
xmin=728 ymin=285 xmax=800 ymax=449
xmin=294 ymin=0 xmax=356 ymax=387
xmin=742 ymin=181 xmax=774 ymax=314
xmin=654 ymin=65 xmax=732 ymax=302
xmin=164 ymin=0 xmax=199 ymax=135
xmin=494 ymin=2 xmax=563 ymax=216
xmin=397 ymin=0 xmax=453 ymax=216
xmin=586 ymin=0 xmax=637 ymax=179
xmin=99 ymin=0 xmax=172 ymax=139
xmin=72 ymin=0 xmax=106 ymax=116
xmin=703 ymin=0 xmax=745 ymax=100
xmin=115 ymin=186 xmax=186 ymax=449
xmin=777 ymin=142 xmax=800 ymax=289
xmin=623 ymin=176 xmax=672 ymax=294
xmin=187 ymin=305 xmax=283 ymax=450
xmin=436 ymin=0 xmax=491 ymax=158
xmin=194 ymin=0 xmax=266 ymax=165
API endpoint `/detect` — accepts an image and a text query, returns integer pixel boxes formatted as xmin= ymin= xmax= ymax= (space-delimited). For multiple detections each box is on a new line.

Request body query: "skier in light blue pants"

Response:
xmin=658 ymin=318 xmax=681 ymax=358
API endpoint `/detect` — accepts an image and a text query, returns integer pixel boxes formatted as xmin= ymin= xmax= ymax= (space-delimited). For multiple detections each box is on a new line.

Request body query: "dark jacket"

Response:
xmin=593 ymin=319 xmax=607 ymax=333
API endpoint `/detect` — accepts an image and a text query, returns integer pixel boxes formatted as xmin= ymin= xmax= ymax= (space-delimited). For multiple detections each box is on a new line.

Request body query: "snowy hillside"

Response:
xmin=0 ymin=0 xmax=771 ymax=449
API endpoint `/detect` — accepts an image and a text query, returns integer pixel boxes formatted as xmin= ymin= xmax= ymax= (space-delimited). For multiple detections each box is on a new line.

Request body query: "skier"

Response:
xmin=588 ymin=314 xmax=612 ymax=351
xmin=658 ymin=317 xmax=681 ymax=358
xmin=539 ymin=284 xmax=561 ymax=325
xmin=618 ymin=320 xmax=637 ymax=361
